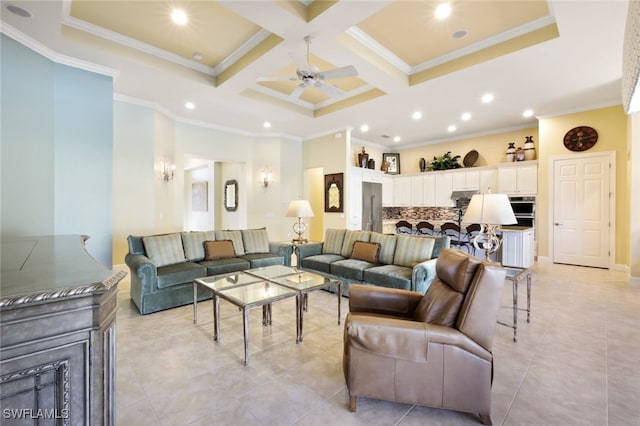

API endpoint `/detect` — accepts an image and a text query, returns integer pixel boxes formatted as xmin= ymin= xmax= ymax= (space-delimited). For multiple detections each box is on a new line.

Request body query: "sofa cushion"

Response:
xmin=362 ymin=264 xmax=413 ymax=290
xmin=215 ymin=230 xmax=245 ymax=255
xmin=393 ymin=235 xmax=435 ymax=268
xmin=181 ymin=231 xmax=216 ymax=261
xmin=156 ymin=262 xmax=207 ymax=289
xmin=369 ymin=233 xmax=397 ymax=265
xmin=204 ymin=240 xmax=236 ymax=260
xmin=301 ymin=254 xmax=345 ymax=274
xmin=322 ymin=229 xmax=346 ymax=254
xmin=142 ymin=233 xmax=186 ymax=267
xmin=331 ymin=258 xmax=376 ymax=281
xmin=199 ymin=258 xmax=250 ymax=276
xmin=351 ymin=241 xmax=380 ymax=263
xmin=341 ymin=230 xmax=370 ymax=257
xmin=241 ymin=228 xmax=270 ymax=254
xmin=240 ymin=253 xmax=284 ymax=268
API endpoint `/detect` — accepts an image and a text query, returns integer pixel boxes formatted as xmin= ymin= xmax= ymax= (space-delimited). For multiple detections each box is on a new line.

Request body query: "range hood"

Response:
xmin=450 ymin=190 xmax=479 ymax=200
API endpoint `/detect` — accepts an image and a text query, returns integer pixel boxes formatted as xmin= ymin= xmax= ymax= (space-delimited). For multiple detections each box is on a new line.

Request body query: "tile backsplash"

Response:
xmin=383 ymin=204 xmax=469 ymax=223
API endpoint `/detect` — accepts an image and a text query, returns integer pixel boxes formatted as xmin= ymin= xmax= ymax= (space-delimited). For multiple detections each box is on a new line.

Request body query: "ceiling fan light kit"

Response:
xmin=258 ymin=36 xmax=358 ymax=100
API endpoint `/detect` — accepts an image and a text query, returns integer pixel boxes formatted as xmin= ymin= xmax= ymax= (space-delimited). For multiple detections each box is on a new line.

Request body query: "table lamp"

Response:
xmin=462 ymin=193 xmax=516 ymax=260
xmin=286 ymin=200 xmax=314 ymax=243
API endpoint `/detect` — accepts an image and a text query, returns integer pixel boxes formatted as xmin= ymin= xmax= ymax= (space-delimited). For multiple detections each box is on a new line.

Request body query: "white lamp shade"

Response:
xmin=462 ymin=194 xmax=516 ymax=225
xmin=286 ymin=200 xmax=314 ymax=218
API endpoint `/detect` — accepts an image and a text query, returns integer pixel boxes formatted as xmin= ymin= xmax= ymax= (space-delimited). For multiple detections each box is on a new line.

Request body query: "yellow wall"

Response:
xmin=398 ymin=127 xmax=539 ymax=174
xmin=538 ymin=105 xmax=629 ymax=265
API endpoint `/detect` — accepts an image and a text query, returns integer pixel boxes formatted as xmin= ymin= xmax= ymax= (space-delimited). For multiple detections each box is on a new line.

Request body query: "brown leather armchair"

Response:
xmin=343 ymin=249 xmax=507 ymax=425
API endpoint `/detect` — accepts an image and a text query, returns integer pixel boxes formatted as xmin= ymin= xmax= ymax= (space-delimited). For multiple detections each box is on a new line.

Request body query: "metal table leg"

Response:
xmin=213 ymin=294 xmax=220 ymax=341
xmin=193 ymin=282 xmax=198 ymax=323
xmin=242 ymin=307 xmax=250 ymax=366
xmin=512 ymin=277 xmax=518 ymax=342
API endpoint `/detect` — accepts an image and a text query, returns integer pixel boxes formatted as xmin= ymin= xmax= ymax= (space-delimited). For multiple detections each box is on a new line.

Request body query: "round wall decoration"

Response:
xmin=563 ymin=126 xmax=598 ymax=152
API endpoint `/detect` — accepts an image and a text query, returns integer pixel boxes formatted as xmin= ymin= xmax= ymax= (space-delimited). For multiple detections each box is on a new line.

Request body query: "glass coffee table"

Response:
xmin=193 ymin=265 xmax=342 ymax=364
xmin=194 ymin=272 xmax=297 ymax=365
xmin=246 ymin=266 xmax=342 ymax=342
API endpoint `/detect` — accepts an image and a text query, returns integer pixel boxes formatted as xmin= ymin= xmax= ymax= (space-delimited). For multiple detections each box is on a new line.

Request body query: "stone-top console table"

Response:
xmin=0 ymin=235 xmax=126 ymax=425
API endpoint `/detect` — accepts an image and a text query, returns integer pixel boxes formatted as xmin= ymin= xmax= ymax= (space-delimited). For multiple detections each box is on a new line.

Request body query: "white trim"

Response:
xmin=351 ymin=136 xmax=390 ymax=151
xmin=345 ymin=27 xmax=411 ymax=74
xmin=314 ymin=84 xmax=377 ymax=109
xmin=536 ymin=101 xmax=623 ymax=119
xmin=401 ymin=122 xmax=537 ymax=149
xmin=250 ymin=84 xmax=315 ymax=110
xmin=114 ymin=93 xmax=301 ymax=142
xmin=411 ymin=15 xmax=557 ymax=74
xmin=213 ymin=29 xmax=272 ymax=76
xmin=302 ymin=126 xmax=354 ymax=142
xmin=1 ymin=22 xmax=119 ymax=78
xmin=548 ymin=151 xmax=616 ymax=269
xmin=60 ymin=9 xmax=214 ymax=75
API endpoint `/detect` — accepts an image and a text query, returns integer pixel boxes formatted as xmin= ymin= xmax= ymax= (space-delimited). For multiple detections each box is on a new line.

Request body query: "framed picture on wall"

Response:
xmin=324 ymin=173 xmax=344 ymax=213
xmin=382 ymin=153 xmax=400 ymax=175
xmin=192 ymin=182 xmax=208 ymax=211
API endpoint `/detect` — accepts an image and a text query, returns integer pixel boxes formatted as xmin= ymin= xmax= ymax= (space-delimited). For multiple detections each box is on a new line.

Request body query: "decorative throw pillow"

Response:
xmin=351 ymin=241 xmax=380 ymax=263
xmin=142 ymin=233 xmax=186 ymax=267
xmin=203 ymin=240 xmax=236 ymax=261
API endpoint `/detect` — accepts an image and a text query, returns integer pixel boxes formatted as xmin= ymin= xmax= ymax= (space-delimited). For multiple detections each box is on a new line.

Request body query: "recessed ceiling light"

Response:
xmin=263 ymin=121 xmax=271 ymax=128
xmin=448 ymin=125 xmax=457 ymax=132
xmin=461 ymin=112 xmax=472 ymax=121
xmin=193 ymin=52 xmax=203 ymax=61
xmin=185 ymin=102 xmax=195 ymax=110
xmin=5 ymin=4 xmax=32 ymax=18
xmin=360 ymin=124 xmax=369 ymax=132
xmin=412 ymin=111 xmax=422 ymax=120
xmin=523 ymin=109 xmax=534 ymax=118
xmin=171 ymin=8 xmax=188 ymax=25
xmin=435 ymin=3 xmax=452 ymax=20
xmin=481 ymin=93 xmax=495 ymax=103
xmin=393 ymin=136 xmax=401 ymax=143
xmin=452 ymin=30 xmax=468 ymax=39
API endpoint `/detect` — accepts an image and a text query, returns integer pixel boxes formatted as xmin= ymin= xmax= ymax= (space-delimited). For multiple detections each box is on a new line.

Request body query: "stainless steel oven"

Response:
xmin=507 ymin=196 xmax=535 ymax=228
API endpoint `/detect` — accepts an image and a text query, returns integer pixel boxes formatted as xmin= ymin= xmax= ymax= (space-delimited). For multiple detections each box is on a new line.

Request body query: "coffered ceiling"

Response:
xmin=0 ymin=1 xmax=629 ymax=147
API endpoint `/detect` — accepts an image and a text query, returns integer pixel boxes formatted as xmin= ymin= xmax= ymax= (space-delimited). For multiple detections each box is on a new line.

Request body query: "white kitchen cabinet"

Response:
xmin=382 ymin=176 xmax=394 ymax=207
xmin=479 ymin=168 xmax=498 ymax=194
xmin=501 ymin=227 xmax=535 ymax=268
xmin=497 ymin=162 xmax=537 ymax=195
xmin=422 ymin=174 xmax=436 ymax=206
xmin=410 ymin=175 xmax=424 ymax=206
xmin=393 ymin=175 xmax=411 ymax=206
xmin=434 ymin=173 xmax=454 ymax=207
xmin=451 ymin=170 xmax=480 ymax=191
xmin=362 ymin=168 xmax=383 ymax=183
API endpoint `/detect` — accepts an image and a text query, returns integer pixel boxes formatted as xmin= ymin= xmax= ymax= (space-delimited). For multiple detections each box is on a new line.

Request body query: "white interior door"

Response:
xmin=552 ymin=154 xmax=611 ymax=268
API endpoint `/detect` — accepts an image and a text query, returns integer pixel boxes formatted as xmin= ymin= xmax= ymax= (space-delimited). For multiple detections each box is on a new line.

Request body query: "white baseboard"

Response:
xmin=630 ymin=276 xmax=640 ymax=286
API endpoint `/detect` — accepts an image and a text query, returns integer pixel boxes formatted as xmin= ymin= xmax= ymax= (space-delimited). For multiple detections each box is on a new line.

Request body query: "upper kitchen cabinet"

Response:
xmin=451 ymin=170 xmax=480 ymax=191
xmin=434 ymin=173 xmax=454 ymax=207
xmin=497 ymin=161 xmax=538 ymax=195
xmin=479 ymin=168 xmax=498 ymax=194
xmin=382 ymin=175 xmax=394 ymax=206
xmin=393 ymin=175 xmax=412 ymax=206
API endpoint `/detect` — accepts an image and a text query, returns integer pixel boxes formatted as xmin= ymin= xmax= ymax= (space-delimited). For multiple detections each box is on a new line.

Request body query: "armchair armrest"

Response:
xmin=269 ymin=242 xmax=293 ymax=266
xmin=296 ymin=241 xmax=323 ymax=259
xmin=345 ymin=315 xmax=491 ymax=363
xmin=412 ymin=258 xmax=438 ymax=293
xmin=348 ymin=284 xmax=423 ymax=318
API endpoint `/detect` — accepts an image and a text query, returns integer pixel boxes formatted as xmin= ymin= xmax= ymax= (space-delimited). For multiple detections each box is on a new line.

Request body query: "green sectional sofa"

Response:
xmin=125 ymin=228 xmax=292 ymax=314
xmin=297 ymin=229 xmax=449 ymax=296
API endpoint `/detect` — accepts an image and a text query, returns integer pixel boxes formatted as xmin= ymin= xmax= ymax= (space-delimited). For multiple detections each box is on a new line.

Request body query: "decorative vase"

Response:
xmin=367 ymin=158 xmax=375 ymax=169
xmin=524 ymin=136 xmax=536 ymax=160
xmin=505 ymin=142 xmax=516 ymax=162
xmin=419 ymin=157 xmax=427 ymax=172
xmin=358 ymin=147 xmax=369 ymax=168
xmin=515 ymin=147 xmax=525 ymax=161
xmin=381 ymin=161 xmax=390 ymax=172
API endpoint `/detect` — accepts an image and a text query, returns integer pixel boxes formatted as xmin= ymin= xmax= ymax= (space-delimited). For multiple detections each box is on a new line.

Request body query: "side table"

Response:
xmin=498 ymin=266 xmax=532 ymax=342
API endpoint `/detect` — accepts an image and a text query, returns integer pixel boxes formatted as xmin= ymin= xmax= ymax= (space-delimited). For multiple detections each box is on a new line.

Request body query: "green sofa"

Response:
xmin=125 ymin=228 xmax=292 ymax=315
xmin=297 ymin=229 xmax=450 ymax=296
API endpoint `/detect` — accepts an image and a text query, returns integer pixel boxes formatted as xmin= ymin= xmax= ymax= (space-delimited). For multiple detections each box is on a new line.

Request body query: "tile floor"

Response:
xmin=114 ymin=262 xmax=639 ymax=425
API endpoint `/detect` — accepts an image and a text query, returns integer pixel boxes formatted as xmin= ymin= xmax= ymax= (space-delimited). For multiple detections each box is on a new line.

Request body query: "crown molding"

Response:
xmin=345 ymin=26 xmax=411 ymax=75
xmin=403 ymin=123 xmax=538 ymax=149
xmin=1 ymin=22 xmax=119 ymax=78
xmin=213 ymin=29 xmax=272 ymax=76
xmin=535 ymin=100 xmax=622 ymax=119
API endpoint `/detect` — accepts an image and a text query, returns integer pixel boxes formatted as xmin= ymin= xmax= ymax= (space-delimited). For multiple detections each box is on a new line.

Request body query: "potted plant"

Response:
xmin=429 ymin=152 xmax=462 ymax=170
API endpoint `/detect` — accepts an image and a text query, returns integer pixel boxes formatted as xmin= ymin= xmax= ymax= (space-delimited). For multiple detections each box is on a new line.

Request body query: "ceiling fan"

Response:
xmin=257 ymin=36 xmax=358 ymax=100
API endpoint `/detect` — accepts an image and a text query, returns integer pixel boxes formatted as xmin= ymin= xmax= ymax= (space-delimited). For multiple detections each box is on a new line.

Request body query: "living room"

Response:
xmin=2 ymin=0 xmax=640 ymax=424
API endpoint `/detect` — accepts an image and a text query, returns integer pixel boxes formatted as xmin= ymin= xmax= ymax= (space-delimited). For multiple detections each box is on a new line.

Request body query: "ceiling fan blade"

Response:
xmin=288 ymin=84 xmax=306 ymax=100
xmin=256 ymin=76 xmax=299 ymax=83
xmin=316 ymin=65 xmax=357 ymax=81
xmin=316 ymin=81 xmax=345 ymax=98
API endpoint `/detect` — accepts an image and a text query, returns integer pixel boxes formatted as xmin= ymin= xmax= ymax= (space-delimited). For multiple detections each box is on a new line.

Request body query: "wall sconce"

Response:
xmin=260 ymin=166 xmax=272 ymax=189
xmin=161 ymin=159 xmax=175 ymax=182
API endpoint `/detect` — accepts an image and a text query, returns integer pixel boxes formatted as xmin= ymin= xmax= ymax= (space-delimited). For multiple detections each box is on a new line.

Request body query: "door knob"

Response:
xmin=554 ymin=223 xmax=561 ymax=226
